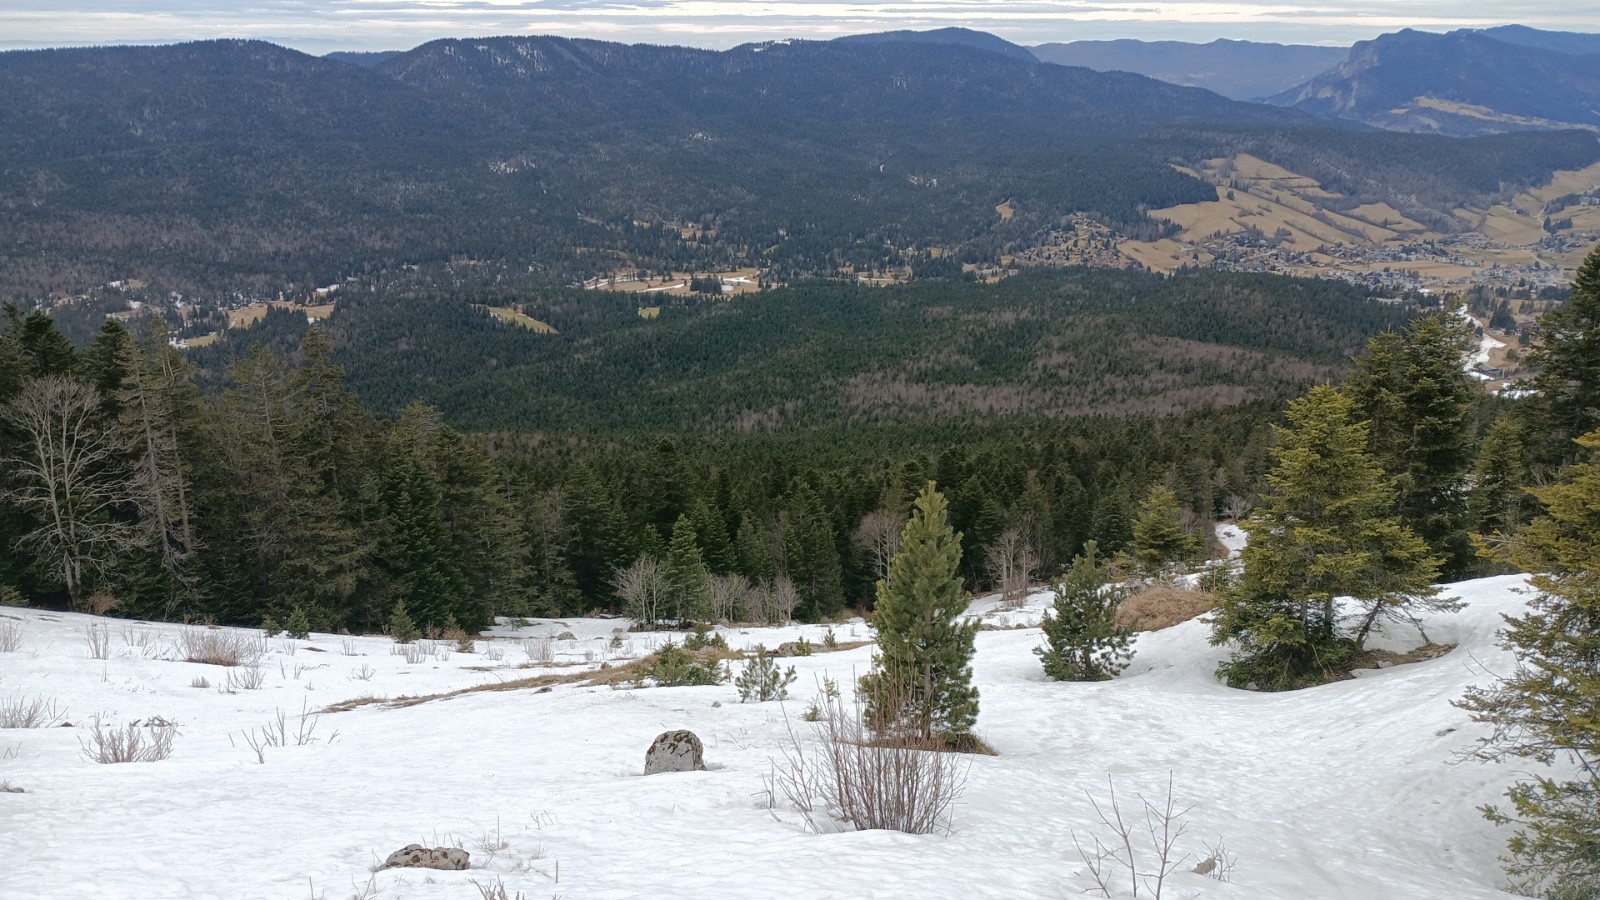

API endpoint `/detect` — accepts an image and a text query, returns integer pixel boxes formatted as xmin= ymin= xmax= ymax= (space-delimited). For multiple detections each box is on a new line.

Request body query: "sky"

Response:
xmin=0 ymin=1 xmax=1594 ymax=53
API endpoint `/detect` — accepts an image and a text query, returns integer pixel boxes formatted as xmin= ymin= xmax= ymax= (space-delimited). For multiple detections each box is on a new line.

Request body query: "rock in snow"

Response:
xmin=377 ymin=844 xmax=470 ymax=871
xmin=644 ymin=729 xmax=706 ymax=774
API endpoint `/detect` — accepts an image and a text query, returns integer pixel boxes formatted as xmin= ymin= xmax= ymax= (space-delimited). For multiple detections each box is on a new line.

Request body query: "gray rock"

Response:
xmin=644 ymin=729 xmax=706 ymax=775
xmin=378 ymin=844 xmax=470 ymax=871
xmin=555 ymin=631 xmax=576 ymax=641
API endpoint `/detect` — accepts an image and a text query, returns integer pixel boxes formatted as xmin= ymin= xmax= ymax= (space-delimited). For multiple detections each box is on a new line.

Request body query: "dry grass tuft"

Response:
xmin=1116 ymin=585 xmax=1216 ymax=633
xmin=80 ymin=717 xmax=177 ymax=764
xmin=176 ymin=626 xmax=267 ymax=667
xmin=0 ymin=694 xmax=66 ymax=729
xmin=0 ymin=619 xmax=22 ymax=653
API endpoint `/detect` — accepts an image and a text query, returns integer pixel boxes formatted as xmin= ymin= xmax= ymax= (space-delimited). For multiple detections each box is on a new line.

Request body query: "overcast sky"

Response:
xmin=0 ymin=1 xmax=1594 ymax=53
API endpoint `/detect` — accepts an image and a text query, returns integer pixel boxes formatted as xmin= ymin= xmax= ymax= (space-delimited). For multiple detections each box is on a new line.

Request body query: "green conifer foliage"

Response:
xmin=1344 ymin=307 xmax=1476 ymax=577
xmin=861 ymin=482 xmax=979 ymax=743
xmin=783 ymin=481 xmax=844 ymax=621
xmin=735 ymin=516 xmax=775 ymax=584
xmin=664 ymin=514 xmax=712 ymax=624
xmin=285 ymin=606 xmax=311 ymax=640
xmin=1470 ymin=417 xmax=1530 ymax=542
xmin=1037 ymin=541 xmax=1133 ymax=681
xmin=388 ymin=598 xmax=421 ymax=644
xmin=1131 ymin=484 xmax=1201 ymax=575
xmin=1211 ymin=386 xmax=1447 ymax=690
xmin=1525 ymin=245 xmax=1600 ymax=470
xmin=735 ymin=645 xmax=797 ymax=702
xmin=689 ymin=497 xmax=737 ymax=575
xmin=1459 ymin=429 xmax=1600 ymax=892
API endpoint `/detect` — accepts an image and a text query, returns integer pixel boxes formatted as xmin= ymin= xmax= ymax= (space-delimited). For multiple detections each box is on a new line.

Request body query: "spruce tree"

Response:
xmin=388 ymin=598 xmax=421 ymax=643
xmin=1212 ymin=386 xmax=1448 ymax=690
xmin=861 ymin=482 xmax=979 ymax=744
xmin=1344 ymin=308 xmax=1476 ymax=577
xmin=286 ymin=606 xmax=311 ymax=640
xmin=1524 ymin=245 xmax=1600 ymax=470
xmin=113 ymin=318 xmax=203 ymax=619
xmin=689 ymin=497 xmax=737 ymax=575
xmin=664 ymin=514 xmax=711 ymax=623
xmin=1458 ymin=429 xmax=1600 ymax=892
xmin=1131 ymin=484 xmax=1200 ymax=575
xmin=1469 ymin=417 xmax=1530 ymax=541
xmin=1037 ymin=541 xmax=1134 ymax=681
xmin=735 ymin=515 xmax=775 ymax=584
xmin=783 ymin=481 xmax=844 ymax=621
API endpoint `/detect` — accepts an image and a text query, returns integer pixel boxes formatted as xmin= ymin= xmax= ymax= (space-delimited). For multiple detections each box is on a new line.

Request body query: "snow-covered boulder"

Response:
xmin=378 ymin=844 xmax=470 ymax=871
xmin=644 ymin=729 xmax=706 ymax=775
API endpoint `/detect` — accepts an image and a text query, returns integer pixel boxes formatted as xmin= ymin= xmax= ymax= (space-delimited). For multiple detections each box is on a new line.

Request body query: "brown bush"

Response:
xmin=1116 ymin=585 xmax=1216 ymax=633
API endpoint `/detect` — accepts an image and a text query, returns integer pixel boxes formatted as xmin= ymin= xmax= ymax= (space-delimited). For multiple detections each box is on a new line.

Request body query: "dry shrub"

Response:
xmin=524 ymin=636 xmax=555 ymax=664
xmin=85 ymin=590 xmax=120 ymax=616
xmin=80 ymin=717 xmax=177 ymax=764
xmin=0 ymin=620 xmax=22 ymax=653
xmin=225 ymin=663 xmax=265 ymax=691
xmin=772 ymin=694 xmax=968 ymax=835
xmin=1074 ymin=775 xmax=1209 ymax=898
xmin=1116 ymin=585 xmax=1216 ymax=633
xmin=0 ymin=694 xmax=66 ymax=729
xmin=176 ymin=626 xmax=267 ymax=667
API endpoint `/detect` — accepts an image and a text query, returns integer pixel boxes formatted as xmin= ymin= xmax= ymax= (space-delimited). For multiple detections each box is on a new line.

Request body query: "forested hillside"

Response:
xmin=185 ymin=268 xmax=1408 ymax=431
xmin=1 ymin=36 xmax=1594 ymax=298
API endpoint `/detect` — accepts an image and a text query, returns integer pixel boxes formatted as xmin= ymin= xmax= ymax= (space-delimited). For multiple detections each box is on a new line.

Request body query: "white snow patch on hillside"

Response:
xmin=1215 ymin=522 xmax=1247 ymax=559
xmin=0 ymin=577 xmax=1550 ymax=898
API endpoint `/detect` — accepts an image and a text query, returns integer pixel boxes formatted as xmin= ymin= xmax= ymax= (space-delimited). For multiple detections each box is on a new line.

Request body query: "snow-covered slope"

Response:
xmin=0 ymin=577 xmax=1541 ymax=898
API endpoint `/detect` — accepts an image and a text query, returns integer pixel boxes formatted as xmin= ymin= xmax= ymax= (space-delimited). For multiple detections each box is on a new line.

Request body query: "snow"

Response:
xmin=1460 ymin=308 xmax=1505 ymax=372
xmin=1215 ymin=523 xmax=1247 ymax=560
xmin=0 ymin=577 xmax=1551 ymax=898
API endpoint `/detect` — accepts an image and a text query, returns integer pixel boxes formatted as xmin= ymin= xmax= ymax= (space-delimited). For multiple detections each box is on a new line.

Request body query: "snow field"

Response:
xmin=0 ymin=576 xmax=1542 ymax=899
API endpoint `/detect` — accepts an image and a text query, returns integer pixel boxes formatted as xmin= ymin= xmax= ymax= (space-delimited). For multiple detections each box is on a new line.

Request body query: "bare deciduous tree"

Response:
xmin=853 ymin=508 xmax=903 ymax=585
xmin=1 ymin=376 xmax=138 ymax=607
xmin=985 ymin=527 xmax=1038 ymax=609
xmin=613 ymin=555 xmax=666 ymax=627
xmin=707 ymin=573 xmax=751 ymax=623
xmin=766 ymin=575 xmax=799 ymax=625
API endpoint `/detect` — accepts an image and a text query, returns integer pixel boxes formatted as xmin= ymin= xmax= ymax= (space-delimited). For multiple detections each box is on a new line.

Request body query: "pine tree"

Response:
xmin=664 ymin=514 xmax=711 ymax=623
xmin=113 ymin=318 xmax=203 ymax=619
xmin=735 ymin=645 xmax=797 ymax=702
xmin=735 ymin=515 xmax=775 ymax=584
xmin=388 ymin=598 xmax=421 ymax=643
xmin=861 ymin=482 xmax=979 ymax=744
xmin=783 ymin=481 xmax=844 ymax=621
xmin=285 ymin=606 xmax=311 ymax=640
xmin=689 ymin=497 xmax=736 ymax=575
xmin=15 ymin=310 xmax=76 ymax=379
xmin=1344 ymin=307 xmax=1477 ymax=577
xmin=1458 ymin=429 xmax=1600 ymax=893
xmin=1037 ymin=541 xmax=1133 ymax=681
xmin=1131 ymin=484 xmax=1200 ymax=575
xmin=1469 ymin=417 xmax=1530 ymax=541
xmin=1211 ymin=386 xmax=1449 ymax=690
xmin=564 ymin=464 xmax=632 ymax=609
xmin=1524 ymin=245 xmax=1600 ymax=470
xmin=378 ymin=438 xmax=467 ymax=630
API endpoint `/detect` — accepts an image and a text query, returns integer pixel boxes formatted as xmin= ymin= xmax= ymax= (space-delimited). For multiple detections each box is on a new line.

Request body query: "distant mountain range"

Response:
xmin=1270 ymin=28 xmax=1600 ymax=136
xmin=1031 ymin=39 xmax=1344 ymax=100
xmin=835 ymin=27 xmax=1037 ymax=63
xmin=0 ymin=31 xmax=1596 ymax=296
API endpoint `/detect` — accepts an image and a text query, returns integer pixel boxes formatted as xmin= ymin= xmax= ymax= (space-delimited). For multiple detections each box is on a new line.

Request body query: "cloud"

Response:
xmin=1 ymin=0 xmax=1595 ymax=52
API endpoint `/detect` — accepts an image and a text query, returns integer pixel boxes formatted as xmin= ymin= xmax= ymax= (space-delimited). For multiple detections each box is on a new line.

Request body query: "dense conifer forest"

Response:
xmin=0 ymin=262 xmax=1423 ymax=633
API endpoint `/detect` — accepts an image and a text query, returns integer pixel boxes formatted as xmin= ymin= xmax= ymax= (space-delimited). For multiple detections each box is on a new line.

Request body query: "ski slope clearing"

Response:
xmin=0 ymin=577 xmax=1543 ymax=899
